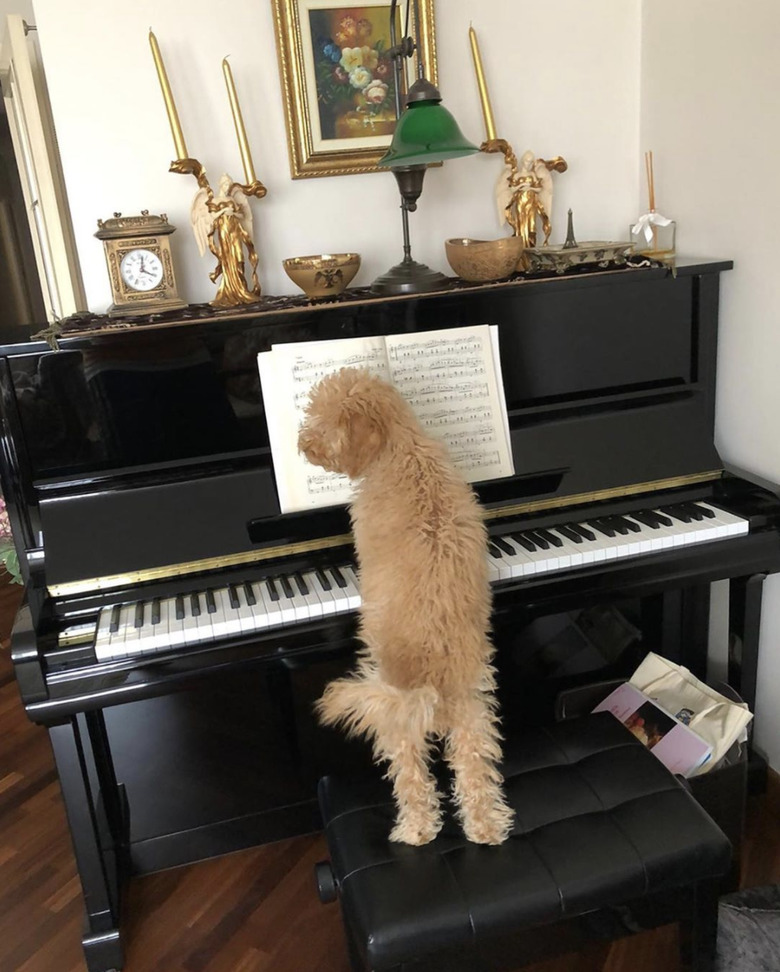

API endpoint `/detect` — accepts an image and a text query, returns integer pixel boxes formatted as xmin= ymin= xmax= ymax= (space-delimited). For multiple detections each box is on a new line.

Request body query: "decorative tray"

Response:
xmin=524 ymin=241 xmax=634 ymax=274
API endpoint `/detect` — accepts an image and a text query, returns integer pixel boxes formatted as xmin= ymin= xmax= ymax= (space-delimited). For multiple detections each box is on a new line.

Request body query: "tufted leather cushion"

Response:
xmin=318 ymin=713 xmax=731 ymax=970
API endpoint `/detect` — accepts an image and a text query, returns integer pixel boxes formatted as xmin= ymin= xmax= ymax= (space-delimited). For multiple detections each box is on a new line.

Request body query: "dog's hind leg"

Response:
xmin=371 ymin=685 xmax=442 ymax=846
xmin=317 ymin=673 xmax=443 ymax=845
xmin=444 ymin=692 xmax=514 ymax=845
xmin=382 ymin=717 xmax=442 ymax=846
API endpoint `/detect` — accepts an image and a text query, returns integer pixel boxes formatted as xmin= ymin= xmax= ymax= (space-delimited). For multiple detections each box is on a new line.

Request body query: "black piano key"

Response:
xmin=605 ymin=517 xmax=630 ymax=536
xmin=228 ymin=584 xmax=241 ymax=609
xmin=279 ymin=575 xmax=295 ymax=599
xmin=294 ymin=573 xmax=309 ymax=596
xmin=330 ymin=566 xmax=348 ymax=588
xmin=190 ymin=593 xmax=201 ymax=617
xmin=652 ymin=510 xmax=674 ymax=526
xmin=692 ymin=503 xmax=716 ymax=519
xmin=680 ymin=503 xmax=705 ymax=521
xmin=510 ymin=533 xmax=537 ymax=552
xmin=525 ymin=531 xmax=549 ymax=550
xmin=151 ymin=598 xmax=161 ymax=625
xmin=615 ymin=516 xmax=641 ymax=533
xmin=109 ymin=605 xmax=121 ymax=633
xmin=536 ymin=529 xmax=563 ymax=548
xmin=570 ymin=523 xmax=597 ymax=541
xmin=175 ymin=595 xmax=185 ymax=620
xmin=588 ymin=520 xmax=615 ymax=538
xmin=631 ymin=510 xmax=663 ymax=529
xmin=557 ymin=525 xmax=583 ymax=544
xmin=134 ymin=602 xmax=145 ymax=628
xmin=493 ymin=537 xmax=515 ymax=555
xmin=206 ymin=590 xmax=218 ymax=613
xmin=660 ymin=505 xmax=693 ymax=523
xmin=488 ymin=541 xmax=504 ymax=558
xmin=244 ymin=581 xmax=257 ymax=605
xmin=265 ymin=578 xmax=280 ymax=602
xmin=315 ymin=568 xmax=332 ymax=591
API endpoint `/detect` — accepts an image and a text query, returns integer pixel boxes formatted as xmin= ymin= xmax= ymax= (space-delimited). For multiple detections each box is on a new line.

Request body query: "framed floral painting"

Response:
xmin=271 ymin=0 xmax=437 ymax=178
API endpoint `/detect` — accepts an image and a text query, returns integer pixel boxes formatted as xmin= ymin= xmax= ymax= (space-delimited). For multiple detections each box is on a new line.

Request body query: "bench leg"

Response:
xmin=680 ymin=879 xmax=720 ymax=972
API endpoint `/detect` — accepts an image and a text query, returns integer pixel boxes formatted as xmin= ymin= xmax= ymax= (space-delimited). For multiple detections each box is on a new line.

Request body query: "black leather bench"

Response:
xmin=316 ymin=713 xmax=731 ymax=971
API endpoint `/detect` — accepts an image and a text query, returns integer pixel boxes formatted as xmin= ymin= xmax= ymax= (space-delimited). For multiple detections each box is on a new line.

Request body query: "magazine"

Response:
xmin=593 ymin=681 xmax=713 ymax=777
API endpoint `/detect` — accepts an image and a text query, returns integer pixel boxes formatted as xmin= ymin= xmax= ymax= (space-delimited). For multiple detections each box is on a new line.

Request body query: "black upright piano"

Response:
xmin=2 ymin=258 xmax=779 ymax=972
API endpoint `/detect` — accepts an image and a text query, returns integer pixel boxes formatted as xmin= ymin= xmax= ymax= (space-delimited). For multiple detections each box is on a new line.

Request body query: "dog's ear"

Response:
xmin=334 ymin=405 xmax=384 ymax=479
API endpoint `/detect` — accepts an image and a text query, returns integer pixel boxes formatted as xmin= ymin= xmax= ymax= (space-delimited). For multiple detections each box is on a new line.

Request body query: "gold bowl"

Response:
xmin=445 ymin=237 xmax=525 ymax=283
xmin=282 ymin=253 xmax=361 ymax=299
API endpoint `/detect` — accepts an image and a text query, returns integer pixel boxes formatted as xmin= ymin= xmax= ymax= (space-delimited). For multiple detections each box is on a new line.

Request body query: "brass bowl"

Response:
xmin=282 ymin=253 xmax=361 ymax=299
xmin=445 ymin=237 xmax=525 ymax=283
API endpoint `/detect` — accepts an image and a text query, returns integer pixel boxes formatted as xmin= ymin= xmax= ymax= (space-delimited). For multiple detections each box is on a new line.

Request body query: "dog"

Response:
xmin=297 ymin=367 xmax=514 ymax=846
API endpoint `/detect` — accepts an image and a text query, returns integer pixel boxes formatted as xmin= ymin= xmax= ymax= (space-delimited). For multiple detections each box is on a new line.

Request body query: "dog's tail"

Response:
xmin=316 ymin=669 xmax=438 ymax=752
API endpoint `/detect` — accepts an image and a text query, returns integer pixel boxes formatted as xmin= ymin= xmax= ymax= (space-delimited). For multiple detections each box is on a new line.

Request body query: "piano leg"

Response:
xmin=728 ymin=573 xmax=768 ymax=794
xmin=728 ymin=573 xmax=765 ymax=715
xmin=659 ymin=584 xmax=711 ymax=680
xmin=48 ymin=713 xmax=128 ymax=972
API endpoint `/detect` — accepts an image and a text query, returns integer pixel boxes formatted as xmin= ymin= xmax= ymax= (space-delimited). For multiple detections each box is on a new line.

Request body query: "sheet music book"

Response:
xmin=257 ymin=325 xmax=514 ymax=513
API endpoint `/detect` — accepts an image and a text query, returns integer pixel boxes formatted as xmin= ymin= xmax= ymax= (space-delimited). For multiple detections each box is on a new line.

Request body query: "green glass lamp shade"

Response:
xmin=378 ymin=100 xmax=479 ymax=168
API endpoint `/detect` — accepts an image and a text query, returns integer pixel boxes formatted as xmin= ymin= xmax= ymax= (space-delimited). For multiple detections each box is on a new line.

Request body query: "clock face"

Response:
xmin=119 ymin=248 xmax=164 ymax=292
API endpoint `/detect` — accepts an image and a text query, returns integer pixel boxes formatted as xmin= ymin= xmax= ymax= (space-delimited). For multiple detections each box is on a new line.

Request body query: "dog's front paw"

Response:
xmin=389 ymin=811 xmax=442 ymax=846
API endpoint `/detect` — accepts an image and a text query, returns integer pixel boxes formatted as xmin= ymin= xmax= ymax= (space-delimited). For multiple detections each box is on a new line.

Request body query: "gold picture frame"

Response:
xmin=271 ymin=0 xmax=438 ymax=179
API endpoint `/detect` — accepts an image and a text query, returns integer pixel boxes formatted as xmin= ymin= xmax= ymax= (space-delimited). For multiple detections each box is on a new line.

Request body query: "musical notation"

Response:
xmin=258 ymin=325 xmax=514 ymax=513
xmin=306 ymin=471 xmax=350 ymax=494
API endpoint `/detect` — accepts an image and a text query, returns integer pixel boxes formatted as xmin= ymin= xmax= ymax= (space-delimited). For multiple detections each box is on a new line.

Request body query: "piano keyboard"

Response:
xmin=88 ymin=502 xmax=747 ymax=662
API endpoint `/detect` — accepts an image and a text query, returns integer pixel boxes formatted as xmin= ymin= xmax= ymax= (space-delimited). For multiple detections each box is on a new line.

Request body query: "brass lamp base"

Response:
xmin=370 ymin=258 xmax=449 ymax=296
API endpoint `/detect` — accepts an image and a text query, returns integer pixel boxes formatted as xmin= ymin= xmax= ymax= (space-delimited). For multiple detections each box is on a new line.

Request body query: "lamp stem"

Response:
xmin=400 ymin=204 xmax=412 ymax=262
xmin=389 ymin=0 xmax=402 ymax=118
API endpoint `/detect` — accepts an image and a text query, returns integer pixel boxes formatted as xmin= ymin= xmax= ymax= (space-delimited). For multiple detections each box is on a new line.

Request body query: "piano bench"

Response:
xmin=316 ymin=713 xmax=731 ymax=972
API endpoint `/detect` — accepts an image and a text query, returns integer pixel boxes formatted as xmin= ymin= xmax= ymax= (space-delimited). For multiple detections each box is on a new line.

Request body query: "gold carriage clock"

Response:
xmin=95 ymin=210 xmax=187 ymax=317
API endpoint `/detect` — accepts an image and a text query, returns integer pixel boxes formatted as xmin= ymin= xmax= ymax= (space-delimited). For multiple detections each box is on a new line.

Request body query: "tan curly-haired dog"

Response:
xmin=297 ymin=367 xmax=513 ymax=846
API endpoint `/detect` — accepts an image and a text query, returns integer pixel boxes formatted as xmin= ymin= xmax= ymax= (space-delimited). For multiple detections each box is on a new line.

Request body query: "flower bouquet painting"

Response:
xmin=0 ymin=496 xmax=22 ymax=585
xmin=272 ymin=0 xmax=437 ymax=178
xmin=310 ymin=8 xmax=397 ymax=141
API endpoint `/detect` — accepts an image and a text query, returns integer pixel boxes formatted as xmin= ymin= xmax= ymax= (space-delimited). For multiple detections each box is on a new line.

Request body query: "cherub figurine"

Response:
xmin=190 ymin=171 xmax=266 ymax=307
xmin=484 ymin=139 xmax=568 ymax=249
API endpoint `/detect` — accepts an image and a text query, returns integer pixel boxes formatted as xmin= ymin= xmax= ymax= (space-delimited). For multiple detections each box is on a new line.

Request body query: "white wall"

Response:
xmin=31 ymin=0 xmax=640 ymax=310
xmin=641 ymin=0 xmax=780 ymax=770
xmin=0 ymin=0 xmax=33 ymax=26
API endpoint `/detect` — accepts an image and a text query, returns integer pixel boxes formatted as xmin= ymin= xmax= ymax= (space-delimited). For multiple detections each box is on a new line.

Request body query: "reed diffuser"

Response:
xmin=630 ymin=150 xmax=676 ymax=261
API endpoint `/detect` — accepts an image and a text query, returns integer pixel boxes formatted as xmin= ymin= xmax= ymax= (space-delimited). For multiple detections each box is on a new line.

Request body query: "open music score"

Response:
xmin=257 ymin=325 xmax=514 ymax=513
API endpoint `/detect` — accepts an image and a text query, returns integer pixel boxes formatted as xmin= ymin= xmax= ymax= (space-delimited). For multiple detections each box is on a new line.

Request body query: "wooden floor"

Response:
xmin=1 ymin=575 xmax=778 ymax=972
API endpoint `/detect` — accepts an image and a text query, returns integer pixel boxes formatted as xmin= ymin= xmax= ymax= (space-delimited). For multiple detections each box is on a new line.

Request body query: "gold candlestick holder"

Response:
xmin=482 ymin=138 xmax=567 ymax=255
xmin=171 ymin=157 xmax=267 ymax=308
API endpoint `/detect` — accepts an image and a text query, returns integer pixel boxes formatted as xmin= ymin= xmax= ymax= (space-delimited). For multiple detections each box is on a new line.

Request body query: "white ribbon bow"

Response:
xmin=631 ymin=210 xmax=672 ymax=244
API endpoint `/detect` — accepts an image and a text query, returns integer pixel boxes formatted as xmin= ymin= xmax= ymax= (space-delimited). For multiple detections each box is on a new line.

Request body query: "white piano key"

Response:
xmin=281 ymin=575 xmax=312 ymax=622
xmin=296 ymin=573 xmax=327 ymax=620
xmin=211 ymin=588 xmax=242 ymax=639
xmin=310 ymin=571 xmax=340 ymax=615
xmin=269 ymin=578 xmax=298 ymax=626
xmin=93 ymin=607 xmax=116 ymax=659
xmin=495 ymin=537 xmax=537 ymax=577
xmin=254 ymin=580 xmax=284 ymax=627
xmin=486 ymin=550 xmax=511 ymax=581
xmin=338 ymin=566 xmax=362 ymax=611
